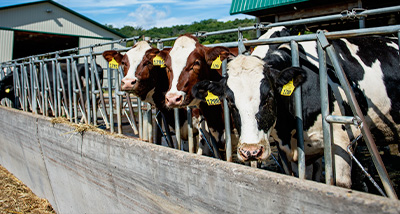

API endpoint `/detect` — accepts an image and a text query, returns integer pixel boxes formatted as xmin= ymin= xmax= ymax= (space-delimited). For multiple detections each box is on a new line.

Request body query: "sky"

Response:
xmin=0 ymin=0 xmax=253 ymax=29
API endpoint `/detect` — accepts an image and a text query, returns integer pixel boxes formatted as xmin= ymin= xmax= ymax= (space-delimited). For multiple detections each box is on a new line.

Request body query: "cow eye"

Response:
xmin=194 ymin=60 xmax=200 ymax=66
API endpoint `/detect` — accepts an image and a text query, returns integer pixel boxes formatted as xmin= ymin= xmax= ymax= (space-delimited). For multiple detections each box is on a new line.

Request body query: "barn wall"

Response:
xmin=0 ymin=2 xmax=119 ymax=39
xmin=0 ymin=106 xmax=399 ymax=214
xmin=0 ymin=29 xmax=13 ymax=62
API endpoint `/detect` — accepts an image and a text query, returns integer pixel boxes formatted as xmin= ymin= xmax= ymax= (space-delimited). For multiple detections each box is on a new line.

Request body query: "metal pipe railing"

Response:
xmin=0 ymin=4 xmax=399 ymax=199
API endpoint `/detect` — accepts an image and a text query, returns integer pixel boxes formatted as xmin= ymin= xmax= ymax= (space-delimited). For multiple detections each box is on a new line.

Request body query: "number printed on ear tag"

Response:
xmin=109 ymin=58 xmax=119 ymax=69
xmin=211 ymin=55 xmax=222 ymax=69
xmin=205 ymin=91 xmax=221 ymax=105
xmin=281 ymin=80 xmax=295 ymax=96
xmin=153 ymin=55 xmax=165 ymax=67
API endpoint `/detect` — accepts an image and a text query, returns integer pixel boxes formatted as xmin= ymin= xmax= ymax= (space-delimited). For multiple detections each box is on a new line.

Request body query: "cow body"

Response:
xmin=193 ymin=27 xmax=399 ymax=188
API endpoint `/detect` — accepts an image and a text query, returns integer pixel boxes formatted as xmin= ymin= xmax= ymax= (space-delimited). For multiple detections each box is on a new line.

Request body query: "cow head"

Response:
xmin=163 ymin=34 xmax=231 ymax=108
xmin=192 ymin=55 xmax=306 ymax=162
xmin=102 ymin=41 xmax=165 ymax=102
xmin=0 ymin=73 xmax=15 ymax=101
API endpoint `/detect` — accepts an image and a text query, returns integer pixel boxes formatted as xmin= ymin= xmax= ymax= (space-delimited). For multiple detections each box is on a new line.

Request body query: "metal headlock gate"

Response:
xmin=1 ymin=5 xmax=399 ymax=199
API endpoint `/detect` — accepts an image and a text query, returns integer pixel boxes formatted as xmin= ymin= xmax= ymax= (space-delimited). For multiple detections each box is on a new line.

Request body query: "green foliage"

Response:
xmin=108 ymin=18 xmax=258 ymax=47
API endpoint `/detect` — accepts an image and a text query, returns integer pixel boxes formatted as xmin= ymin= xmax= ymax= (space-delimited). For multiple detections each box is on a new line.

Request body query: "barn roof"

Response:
xmin=0 ymin=0 xmax=127 ymax=38
xmin=230 ymin=0 xmax=309 ymax=15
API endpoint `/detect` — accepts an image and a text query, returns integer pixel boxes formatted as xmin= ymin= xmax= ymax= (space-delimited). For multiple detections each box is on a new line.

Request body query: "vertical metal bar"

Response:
xmin=126 ymin=95 xmax=139 ymax=135
xmin=31 ymin=60 xmax=37 ymax=114
xmin=40 ymin=62 xmax=45 ymax=116
xmin=291 ymin=40 xmax=306 ymax=179
xmin=256 ymin=17 xmax=261 ymax=38
xmin=138 ymin=98 xmax=143 ymax=139
xmin=116 ymin=67 xmax=122 ymax=134
xmin=222 ymin=59 xmax=232 ymax=162
xmin=90 ymin=51 xmax=98 ymax=126
xmin=43 ymin=63 xmax=49 ymax=116
xmin=67 ymin=59 xmax=73 ymax=122
xmin=174 ymin=108 xmax=181 ymax=150
xmin=56 ymin=60 xmax=62 ymax=117
xmin=187 ymin=107 xmax=194 ymax=153
xmin=52 ymin=61 xmax=57 ymax=116
xmin=107 ymin=65 xmax=114 ymax=133
xmin=84 ymin=57 xmax=91 ymax=123
xmin=72 ymin=60 xmax=78 ymax=123
xmin=147 ymin=103 xmax=153 ymax=143
xmin=142 ymin=103 xmax=149 ymax=141
xmin=323 ymin=34 xmax=397 ymax=199
xmin=317 ymin=42 xmax=334 ymax=185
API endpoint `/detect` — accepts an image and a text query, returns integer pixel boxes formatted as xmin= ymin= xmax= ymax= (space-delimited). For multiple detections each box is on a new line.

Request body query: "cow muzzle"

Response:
xmin=237 ymin=141 xmax=271 ymax=162
xmin=165 ymin=92 xmax=185 ymax=108
xmin=121 ymin=78 xmax=137 ymax=91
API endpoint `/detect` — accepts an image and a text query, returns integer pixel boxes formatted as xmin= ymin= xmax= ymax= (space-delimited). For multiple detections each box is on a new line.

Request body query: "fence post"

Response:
xmin=291 ymin=40 xmax=306 ymax=179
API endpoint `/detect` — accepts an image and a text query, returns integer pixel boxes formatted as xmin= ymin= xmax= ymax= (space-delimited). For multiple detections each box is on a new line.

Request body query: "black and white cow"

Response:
xmin=193 ymin=26 xmax=400 ymax=188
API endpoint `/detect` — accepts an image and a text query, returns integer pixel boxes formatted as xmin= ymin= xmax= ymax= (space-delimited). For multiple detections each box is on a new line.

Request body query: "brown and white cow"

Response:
xmin=102 ymin=41 xmax=216 ymax=155
xmin=159 ymin=34 xmax=236 ymax=159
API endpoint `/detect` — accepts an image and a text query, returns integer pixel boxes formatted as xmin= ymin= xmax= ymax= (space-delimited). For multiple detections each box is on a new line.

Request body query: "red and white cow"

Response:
xmin=159 ymin=34 xmax=236 ymax=159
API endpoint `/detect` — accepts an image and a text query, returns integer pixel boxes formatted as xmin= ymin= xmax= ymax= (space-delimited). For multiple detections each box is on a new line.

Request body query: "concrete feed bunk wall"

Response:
xmin=0 ymin=106 xmax=399 ymax=213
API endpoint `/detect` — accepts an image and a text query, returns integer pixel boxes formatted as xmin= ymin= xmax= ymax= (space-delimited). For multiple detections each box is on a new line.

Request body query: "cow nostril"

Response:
xmin=121 ymin=81 xmax=125 ymax=86
xmin=176 ymin=95 xmax=182 ymax=102
xmin=166 ymin=97 xmax=170 ymax=103
xmin=131 ymin=80 xmax=136 ymax=85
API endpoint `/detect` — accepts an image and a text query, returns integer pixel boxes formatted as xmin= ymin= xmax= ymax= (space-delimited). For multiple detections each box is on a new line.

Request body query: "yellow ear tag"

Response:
xmin=153 ymin=55 xmax=165 ymax=67
xmin=298 ymin=32 xmax=301 ymax=36
xmin=281 ymin=80 xmax=295 ymax=96
xmin=211 ymin=55 xmax=222 ymax=69
xmin=109 ymin=58 xmax=119 ymax=69
xmin=5 ymin=88 xmax=10 ymax=93
xmin=205 ymin=91 xmax=221 ymax=105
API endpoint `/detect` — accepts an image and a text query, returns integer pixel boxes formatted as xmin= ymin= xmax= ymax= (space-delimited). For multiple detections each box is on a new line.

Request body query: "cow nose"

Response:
xmin=121 ymin=78 xmax=136 ymax=91
xmin=238 ymin=144 xmax=265 ymax=161
xmin=165 ymin=93 xmax=183 ymax=106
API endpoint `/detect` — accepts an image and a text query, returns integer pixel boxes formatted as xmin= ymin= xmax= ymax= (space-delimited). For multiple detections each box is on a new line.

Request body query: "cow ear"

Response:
xmin=269 ymin=67 xmax=307 ymax=95
xmin=205 ymin=46 xmax=231 ymax=66
xmin=102 ymin=50 xmax=123 ymax=64
xmin=192 ymin=80 xmax=224 ymax=101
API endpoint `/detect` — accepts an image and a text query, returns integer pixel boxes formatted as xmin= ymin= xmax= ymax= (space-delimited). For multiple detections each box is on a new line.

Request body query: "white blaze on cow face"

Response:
xmin=251 ymin=26 xmax=285 ymax=58
xmin=226 ymin=55 xmax=273 ymax=161
xmin=166 ymin=36 xmax=197 ymax=100
xmin=123 ymin=41 xmax=152 ymax=81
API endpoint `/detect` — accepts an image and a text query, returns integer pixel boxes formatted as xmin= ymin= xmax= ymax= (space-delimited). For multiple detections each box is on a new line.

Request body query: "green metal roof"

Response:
xmin=230 ymin=0 xmax=310 ymax=15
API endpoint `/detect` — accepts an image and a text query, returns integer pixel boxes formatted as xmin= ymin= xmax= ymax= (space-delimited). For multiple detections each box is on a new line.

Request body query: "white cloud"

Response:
xmin=127 ymin=4 xmax=170 ymax=29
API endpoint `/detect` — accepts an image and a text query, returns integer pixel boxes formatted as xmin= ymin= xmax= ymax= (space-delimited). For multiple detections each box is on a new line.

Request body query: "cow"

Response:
xmin=160 ymin=34 xmax=238 ymax=160
xmin=102 ymin=42 xmax=216 ymax=155
xmin=192 ymin=26 xmax=400 ymax=189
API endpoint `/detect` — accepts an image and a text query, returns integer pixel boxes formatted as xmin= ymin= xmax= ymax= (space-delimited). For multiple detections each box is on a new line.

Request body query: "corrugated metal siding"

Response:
xmin=0 ymin=2 xmax=120 ymax=39
xmin=0 ymin=30 xmax=14 ymax=62
xmin=230 ymin=0 xmax=309 ymax=15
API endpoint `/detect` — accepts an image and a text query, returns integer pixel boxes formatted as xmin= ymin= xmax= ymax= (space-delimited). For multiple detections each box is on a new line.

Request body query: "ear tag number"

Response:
xmin=153 ymin=55 xmax=165 ymax=68
xmin=5 ymin=88 xmax=10 ymax=93
xmin=205 ymin=91 xmax=221 ymax=105
xmin=109 ymin=58 xmax=119 ymax=69
xmin=281 ymin=80 xmax=295 ymax=96
xmin=211 ymin=55 xmax=222 ymax=69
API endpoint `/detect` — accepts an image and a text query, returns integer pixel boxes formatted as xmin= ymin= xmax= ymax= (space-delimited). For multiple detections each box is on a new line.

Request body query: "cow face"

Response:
xmin=164 ymin=34 xmax=230 ymax=108
xmin=102 ymin=41 xmax=155 ymax=100
xmin=192 ymin=55 xmax=306 ymax=162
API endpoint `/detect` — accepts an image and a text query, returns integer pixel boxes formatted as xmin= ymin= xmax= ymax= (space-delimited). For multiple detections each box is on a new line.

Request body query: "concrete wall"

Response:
xmin=0 ymin=106 xmax=399 ymax=214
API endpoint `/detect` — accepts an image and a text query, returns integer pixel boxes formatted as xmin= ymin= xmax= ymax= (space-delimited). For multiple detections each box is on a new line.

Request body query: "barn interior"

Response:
xmin=12 ymin=31 xmax=79 ymax=60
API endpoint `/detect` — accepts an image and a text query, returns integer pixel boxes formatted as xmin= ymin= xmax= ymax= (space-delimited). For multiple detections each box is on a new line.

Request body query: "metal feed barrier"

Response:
xmin=1 ymin=5 xmax=399 ymax=199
